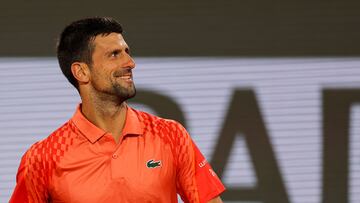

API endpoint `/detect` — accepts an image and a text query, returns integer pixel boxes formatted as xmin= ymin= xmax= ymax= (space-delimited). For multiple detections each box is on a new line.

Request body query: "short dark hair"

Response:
xmin=57 ymin=17 xmax=123 ymax=90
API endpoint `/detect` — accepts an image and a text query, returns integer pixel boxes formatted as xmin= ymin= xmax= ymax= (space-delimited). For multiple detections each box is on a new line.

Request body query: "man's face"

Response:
xmin=89 ymin=33 xmax=136 ymax=101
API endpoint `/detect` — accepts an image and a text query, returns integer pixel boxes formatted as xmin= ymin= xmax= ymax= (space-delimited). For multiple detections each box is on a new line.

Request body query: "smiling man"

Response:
xmin=10 ymin=17 xmax=225 ymax=203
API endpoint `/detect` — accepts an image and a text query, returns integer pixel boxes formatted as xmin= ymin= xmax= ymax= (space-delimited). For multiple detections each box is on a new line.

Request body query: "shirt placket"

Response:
xmin=109 ymin=133 xmax=131 ymax=180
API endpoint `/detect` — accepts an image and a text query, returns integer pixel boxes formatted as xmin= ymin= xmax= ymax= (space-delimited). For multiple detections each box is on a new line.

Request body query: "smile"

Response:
xmin=117 ymin=75 xmax=133 ymax=82
xmin=113 ymin=69 xmax=133 ymax=82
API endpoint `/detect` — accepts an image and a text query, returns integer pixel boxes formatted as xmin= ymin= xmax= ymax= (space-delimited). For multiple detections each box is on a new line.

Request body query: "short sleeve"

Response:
xmin=192 ymin=141 xmax=225 ymax=202
xmin=10 ymin=144 xmax=50 ymax=203
xmin=9 ymin=154 xmax=29 ymax=203
xmin=174 ymin=122 xmax=225 ymax=203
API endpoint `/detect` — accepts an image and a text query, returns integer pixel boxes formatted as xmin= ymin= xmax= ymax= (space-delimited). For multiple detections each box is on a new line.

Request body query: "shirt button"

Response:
xmin=112 ymin=154 xmax=118 ymax=159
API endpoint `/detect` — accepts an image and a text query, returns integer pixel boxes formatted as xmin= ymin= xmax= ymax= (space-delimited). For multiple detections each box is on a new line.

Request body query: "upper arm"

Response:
xmin=192 ymin=141 xmax=225 ymax=202
xmin=174 ymin=123 xmax=199 ymax=202
xmin=174 ymin=122 xmax=225 ymax=203
xmin=10 ymin=144 xmax=50 ymax=203
xmin=9 ymin=154 xmax=29 ymax=203
xmin=207 ymin=196 xmax=223 ymax=203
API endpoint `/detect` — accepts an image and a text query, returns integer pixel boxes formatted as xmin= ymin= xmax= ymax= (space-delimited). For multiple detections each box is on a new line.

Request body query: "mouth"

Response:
xmin=114 ymin=69 xmax=133 ymax=82
xmin=115 ymin=73 xmax=133 ymax=83
xmin=119 ymin=75 xmax=133 ymax=81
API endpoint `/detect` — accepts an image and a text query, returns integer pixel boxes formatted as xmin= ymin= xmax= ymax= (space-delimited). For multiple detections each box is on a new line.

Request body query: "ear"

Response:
xmin=71 ymin=62 xmax=90 ymax=84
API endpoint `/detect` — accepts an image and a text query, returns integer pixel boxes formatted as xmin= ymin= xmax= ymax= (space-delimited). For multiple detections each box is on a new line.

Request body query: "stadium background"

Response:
xmin=1 ymin=1 xmax=360 ymax=203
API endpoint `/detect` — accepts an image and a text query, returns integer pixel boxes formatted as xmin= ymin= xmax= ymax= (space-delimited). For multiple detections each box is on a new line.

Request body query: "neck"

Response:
xmin=80 ymin=91 xmax=127 ymax=143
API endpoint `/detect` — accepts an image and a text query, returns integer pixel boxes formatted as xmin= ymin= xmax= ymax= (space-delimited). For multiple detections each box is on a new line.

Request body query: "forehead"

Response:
xmin=92 ymin=32 xmax=128 ymax=51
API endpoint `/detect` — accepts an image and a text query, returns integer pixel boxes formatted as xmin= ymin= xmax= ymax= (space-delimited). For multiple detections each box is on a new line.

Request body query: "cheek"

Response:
xmin=92 ymin=64 xmax=107 ymax=76
xmin=90 ymin=62 xmax=117 ymax=84
xmin=90 ymin=68 xmax=109 ymax=86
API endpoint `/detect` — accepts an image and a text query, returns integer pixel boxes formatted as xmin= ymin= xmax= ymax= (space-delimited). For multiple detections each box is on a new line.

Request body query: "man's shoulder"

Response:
xmin=130 ymin=107 xmax=190 ymax=147
xmin=24 ymin=120 xmax=75 ymax=161
xmin=131 ymin=107 xmax=184 ymax=130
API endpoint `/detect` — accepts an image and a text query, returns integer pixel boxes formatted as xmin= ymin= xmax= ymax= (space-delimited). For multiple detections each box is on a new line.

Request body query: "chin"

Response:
xmin=115 ymin=87 xmax=136 ymax=101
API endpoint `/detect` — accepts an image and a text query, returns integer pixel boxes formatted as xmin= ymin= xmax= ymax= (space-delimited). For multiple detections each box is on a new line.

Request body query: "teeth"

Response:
xmin=120 ymin=76 xmax=132 ymax=80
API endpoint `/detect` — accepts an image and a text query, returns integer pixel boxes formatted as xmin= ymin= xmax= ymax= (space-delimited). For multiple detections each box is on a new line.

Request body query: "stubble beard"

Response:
xmin=91 ymin=78 xmax=137 ymax=105
xmin=111 ymin=81 xmax=136 ymax=102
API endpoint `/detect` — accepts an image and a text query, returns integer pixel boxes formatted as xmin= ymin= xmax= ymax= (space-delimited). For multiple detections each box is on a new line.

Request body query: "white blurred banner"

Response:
xmin=1 ymin=57 xmax=359 ymax=203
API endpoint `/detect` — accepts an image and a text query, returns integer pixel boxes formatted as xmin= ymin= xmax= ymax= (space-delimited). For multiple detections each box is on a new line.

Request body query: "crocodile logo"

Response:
xmin=147 ymin=159 xmax=161 ymax=168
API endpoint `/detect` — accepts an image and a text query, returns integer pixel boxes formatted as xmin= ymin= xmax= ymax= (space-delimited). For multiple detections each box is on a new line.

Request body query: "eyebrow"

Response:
xmin=105 ymin=47 xmax=131 ymax=56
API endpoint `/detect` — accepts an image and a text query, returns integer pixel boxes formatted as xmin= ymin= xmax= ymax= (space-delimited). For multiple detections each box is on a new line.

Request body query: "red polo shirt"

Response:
xmin=10 ymin=105 xmax=225 ymax=203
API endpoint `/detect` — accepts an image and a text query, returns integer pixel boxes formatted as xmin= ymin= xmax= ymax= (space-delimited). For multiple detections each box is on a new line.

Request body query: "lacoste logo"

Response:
xmin=146 ymin=159 xmax=161 ymax=168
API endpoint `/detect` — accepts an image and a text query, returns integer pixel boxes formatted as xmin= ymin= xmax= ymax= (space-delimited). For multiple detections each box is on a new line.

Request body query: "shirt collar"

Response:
xmin=71 ymin=103 xmax=144 ymax=143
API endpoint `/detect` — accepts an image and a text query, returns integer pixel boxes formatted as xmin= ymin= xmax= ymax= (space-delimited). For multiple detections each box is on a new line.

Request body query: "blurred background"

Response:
xmin=1 ymin=0 xmax=360 ymax=202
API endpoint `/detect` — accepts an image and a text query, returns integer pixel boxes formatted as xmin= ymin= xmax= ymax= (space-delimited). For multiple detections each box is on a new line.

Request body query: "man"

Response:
xmin=10 ymin=17 xmax=225 ymax=203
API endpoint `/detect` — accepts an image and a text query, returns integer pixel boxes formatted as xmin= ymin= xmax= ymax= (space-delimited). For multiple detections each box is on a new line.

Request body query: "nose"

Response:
xmin=124 ymin=52 xmax=135 ymax=69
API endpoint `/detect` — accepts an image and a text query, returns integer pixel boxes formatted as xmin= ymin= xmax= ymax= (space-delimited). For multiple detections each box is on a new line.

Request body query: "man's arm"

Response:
xmin=208 ymin=196 xmax=223 ymax=203
xmin=172 ymin=121 xmax=225 ymax=202
xmin=10 ymin=147 xmax=49 ymax=203
xmin=10 ymin=155 xmax=29 ymax=202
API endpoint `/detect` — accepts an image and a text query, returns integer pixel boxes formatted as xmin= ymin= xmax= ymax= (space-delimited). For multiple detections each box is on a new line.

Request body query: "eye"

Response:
xmin=110 ymin=50 xmax=120 ymax=57
xmin=125 ymin=48 xmax=131 ymax=55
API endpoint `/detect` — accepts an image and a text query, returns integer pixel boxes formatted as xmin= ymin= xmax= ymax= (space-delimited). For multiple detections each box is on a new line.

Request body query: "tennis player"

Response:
xmin=10 ymin=17 xmax=225 ymax=203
